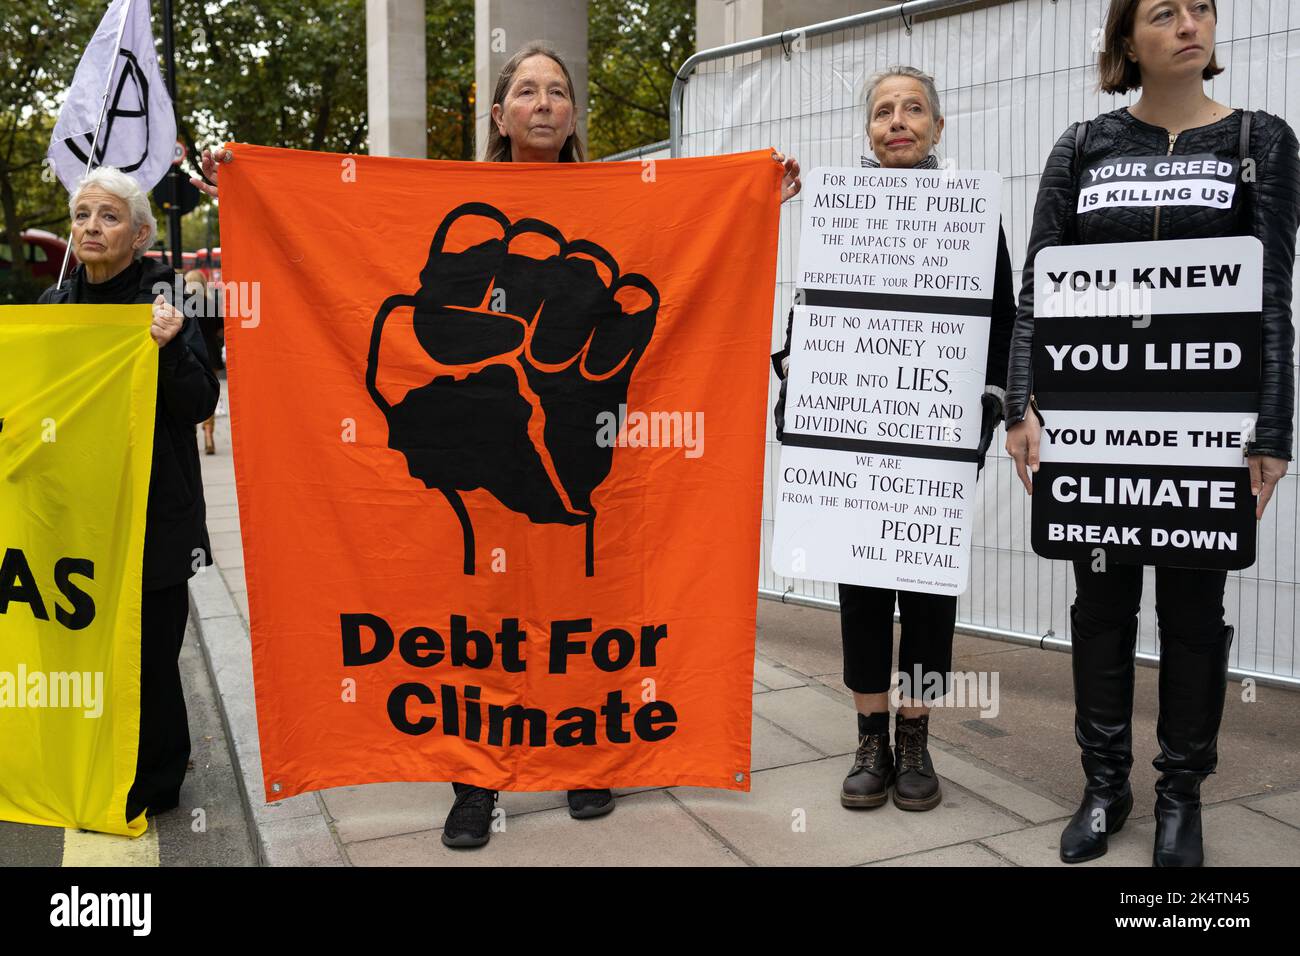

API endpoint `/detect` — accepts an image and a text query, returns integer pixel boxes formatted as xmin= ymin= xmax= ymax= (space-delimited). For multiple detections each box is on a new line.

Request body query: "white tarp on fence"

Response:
xmin=674 ymin=0 xmax=1300 ymax=681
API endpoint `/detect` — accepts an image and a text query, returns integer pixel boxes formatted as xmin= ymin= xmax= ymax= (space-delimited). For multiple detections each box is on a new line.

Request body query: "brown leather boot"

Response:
xmin=893 ymin=713 xmax=942 ymax=811
xmin=841 ymin=713 xmax=893 ymax=808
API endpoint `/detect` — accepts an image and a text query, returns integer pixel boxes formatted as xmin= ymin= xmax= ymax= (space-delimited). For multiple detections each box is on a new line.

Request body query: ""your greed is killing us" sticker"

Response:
xmin=1079 ymin=154 xmax=1238 ymax=213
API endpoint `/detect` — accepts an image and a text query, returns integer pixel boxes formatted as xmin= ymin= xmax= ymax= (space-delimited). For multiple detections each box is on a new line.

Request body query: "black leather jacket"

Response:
xmin=1005 ymin=107 xmax=1300 ymax=460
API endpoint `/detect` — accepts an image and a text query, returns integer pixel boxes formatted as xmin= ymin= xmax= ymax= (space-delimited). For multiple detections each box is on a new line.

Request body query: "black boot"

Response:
xmin=1060 ymin=606 xmax=1136 ymax=863
xmin=841 ymin=712 xmax=893 ymax=808
xmin=1152 ymin=626 xmax=1233 ymax=867
xmin=893 ymin=712 xmax=941 ymax=811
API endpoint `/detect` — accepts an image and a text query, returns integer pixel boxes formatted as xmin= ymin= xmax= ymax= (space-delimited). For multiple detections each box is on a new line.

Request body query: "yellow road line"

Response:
xmin=62 ymin=824 xmax=159 ymax=867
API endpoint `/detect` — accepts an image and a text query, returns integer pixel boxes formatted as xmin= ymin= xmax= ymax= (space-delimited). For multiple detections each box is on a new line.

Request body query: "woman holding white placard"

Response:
xmin=773 ymin=65 xmax=1015 ymax=814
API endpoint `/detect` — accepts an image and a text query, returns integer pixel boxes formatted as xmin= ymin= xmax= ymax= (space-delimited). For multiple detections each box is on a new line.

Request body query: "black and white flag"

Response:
xmin=46 ymin=0 xmax=175 ymax=194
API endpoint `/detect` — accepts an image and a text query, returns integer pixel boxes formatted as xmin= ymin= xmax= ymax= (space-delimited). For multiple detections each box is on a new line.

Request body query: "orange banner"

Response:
xmin=221 ymin=144 xmax=781 ymax=798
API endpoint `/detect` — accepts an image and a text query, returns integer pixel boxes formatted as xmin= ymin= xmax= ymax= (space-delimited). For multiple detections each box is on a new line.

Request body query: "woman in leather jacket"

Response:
xmin=1004 ymin=0 xmax=1300 ymax=866
xmin=774 ymin=66 xmax=1014 ymax=814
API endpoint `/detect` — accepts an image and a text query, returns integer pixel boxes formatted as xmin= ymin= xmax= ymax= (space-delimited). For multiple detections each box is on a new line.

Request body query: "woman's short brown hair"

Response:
xmin=1098 ymin=0 xmax=1224 ymax=94
xmin=483 ymin=42 xmax=586 ymax=163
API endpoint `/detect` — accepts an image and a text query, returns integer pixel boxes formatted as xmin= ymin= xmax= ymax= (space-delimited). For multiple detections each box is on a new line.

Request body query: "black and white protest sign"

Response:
xmin=1078 ymin=154 xmax=1238 ymax=213
xmin=1032 ymin=236 xmax=1263 ymax=569
xmin=1032 ymin=313 xmax=1259 ymax=395
xmin=772 ymin=166 xmax=1002 ymax=594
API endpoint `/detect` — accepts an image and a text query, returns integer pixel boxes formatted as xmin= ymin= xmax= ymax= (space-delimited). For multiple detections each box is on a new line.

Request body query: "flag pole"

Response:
xmin=56 ymin=0 xmax=136 ymax=290
xmin=160 ymin=0 xmax=183 ymax=272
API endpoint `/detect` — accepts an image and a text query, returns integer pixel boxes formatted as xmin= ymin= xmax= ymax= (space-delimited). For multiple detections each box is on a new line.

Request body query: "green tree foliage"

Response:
xmin=426 ymin=0 xmax=475 ymax=160
xmin=587 ymin=0 xmax=693 ymax=159
xmin=0 ymin=0 xmax=104 ymax=282
xmin=169 ymin=1 xmax=372 ymax=268
xmin=4 ymin=0 xmax=692 ymax=296
xmin=174 ymin=0 xmax=369 ymax=163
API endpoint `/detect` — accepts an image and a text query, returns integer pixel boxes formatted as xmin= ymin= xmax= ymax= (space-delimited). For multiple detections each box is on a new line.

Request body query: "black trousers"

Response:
xmin=125 ymin=582 xmax=192 ymax=819
xmin=1071 ymin=560 xmax=1228 ymax=647
xmin=838 ymin=582 xmax=956 ymax=698
xmin=1070 ymin=561 xmax=1233 ymax=783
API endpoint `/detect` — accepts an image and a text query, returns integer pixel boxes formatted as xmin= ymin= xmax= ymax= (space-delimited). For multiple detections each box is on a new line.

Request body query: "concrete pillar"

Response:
xmin=366 ymin=0 xmax=428 ymax=158
xmin=475 ymin=0 xmax=588 ymax=160
xmin=696 ymin=0 xmax=895 ymax=49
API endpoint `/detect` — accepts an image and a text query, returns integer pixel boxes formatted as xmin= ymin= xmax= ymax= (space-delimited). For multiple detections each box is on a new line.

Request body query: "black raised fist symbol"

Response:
xmin=366 ymin=202 xmax=659 ymax=576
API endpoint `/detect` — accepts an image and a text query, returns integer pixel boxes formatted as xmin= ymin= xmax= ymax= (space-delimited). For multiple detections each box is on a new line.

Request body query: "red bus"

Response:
xmin=194 ymin=247 xmax=221 ymax=282
xmin=0 ymin=229 xmax=77 ymax=280
xmin=146 ymin=248 xmax=220 ymax=281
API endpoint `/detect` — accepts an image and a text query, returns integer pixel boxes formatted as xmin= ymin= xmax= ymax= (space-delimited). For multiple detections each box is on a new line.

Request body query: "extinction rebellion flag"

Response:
xmin=0 ymin=305 xmax=156 ymax=836
xmin=220 ymin=145 xmax=782 ymax=797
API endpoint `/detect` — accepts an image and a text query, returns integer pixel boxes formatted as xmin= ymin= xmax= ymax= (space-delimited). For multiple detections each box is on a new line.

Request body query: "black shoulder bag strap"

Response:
xmin=1069 ymin=120 xmax=1091 ymax=242
xmin=1239 ymin=109 xmax=1254 ymax=230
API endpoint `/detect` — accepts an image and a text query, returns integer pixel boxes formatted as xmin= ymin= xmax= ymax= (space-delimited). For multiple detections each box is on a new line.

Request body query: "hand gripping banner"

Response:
xmin=0 ymin=305 xmax=157 ymax=836
xmin=220 ymin=145 xmax=782 ymax=797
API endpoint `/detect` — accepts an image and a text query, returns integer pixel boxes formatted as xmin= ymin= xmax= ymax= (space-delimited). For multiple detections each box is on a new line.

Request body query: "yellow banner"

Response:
xmin=0 ymin=304 xmax=157 ymax=836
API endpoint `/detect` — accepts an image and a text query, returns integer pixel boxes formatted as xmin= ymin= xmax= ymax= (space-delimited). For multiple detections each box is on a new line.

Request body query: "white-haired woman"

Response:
xmin=774 ymin=65 xmax=1015 ymax=814
xmin=39 ymin=165 xmax=221 ymax=819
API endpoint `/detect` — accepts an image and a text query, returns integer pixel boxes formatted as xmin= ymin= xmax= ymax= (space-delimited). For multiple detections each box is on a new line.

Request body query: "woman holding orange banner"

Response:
xmin=773 ymin=66 xmax=1015 ymax=815
xmin=195 ymin=41 xmax=802 ymax=851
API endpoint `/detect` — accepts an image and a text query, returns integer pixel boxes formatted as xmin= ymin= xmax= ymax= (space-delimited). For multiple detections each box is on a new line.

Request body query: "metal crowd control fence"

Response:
xmin=600 ymin=139 xmax=671 ymax=161
xmin=669 ymin=0 xmax=1300 ymax=687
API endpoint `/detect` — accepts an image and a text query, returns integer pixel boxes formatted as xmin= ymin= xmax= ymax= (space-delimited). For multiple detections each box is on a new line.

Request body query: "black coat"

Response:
xmin=772 ymin=223 xmax=1017 ymax=467
xmin=39 ymin=257 xmax=221 ymax=590
xmin=1005 ymin=108 xmax=1300 ymax=460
